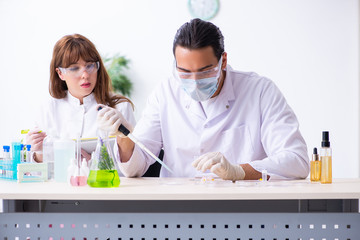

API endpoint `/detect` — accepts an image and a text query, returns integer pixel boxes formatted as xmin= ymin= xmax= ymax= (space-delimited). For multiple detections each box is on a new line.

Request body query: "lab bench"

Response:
xmin=0 ymin=178 xmax=359 ymax=239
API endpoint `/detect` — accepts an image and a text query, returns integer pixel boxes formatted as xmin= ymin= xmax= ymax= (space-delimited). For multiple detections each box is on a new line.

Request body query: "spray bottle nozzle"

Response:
xmin=321 ymin=131 xmax=330 ymax=147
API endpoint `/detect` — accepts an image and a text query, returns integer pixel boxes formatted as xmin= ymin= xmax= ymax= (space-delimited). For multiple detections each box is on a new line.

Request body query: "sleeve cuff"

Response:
xmin=114 ymin=142 xmax=148 ymax=177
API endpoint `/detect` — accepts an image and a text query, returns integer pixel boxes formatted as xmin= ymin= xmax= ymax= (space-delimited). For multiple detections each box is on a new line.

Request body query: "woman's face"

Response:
xmin=56 ymin=58 xmax=98 ymax=104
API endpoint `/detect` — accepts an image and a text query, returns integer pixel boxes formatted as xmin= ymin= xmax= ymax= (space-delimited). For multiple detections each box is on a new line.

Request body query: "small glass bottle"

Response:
xmin=310 ymin=147 xmax=321 ymax=182
xmin=320 ymin=131 xmax=332 ymax=184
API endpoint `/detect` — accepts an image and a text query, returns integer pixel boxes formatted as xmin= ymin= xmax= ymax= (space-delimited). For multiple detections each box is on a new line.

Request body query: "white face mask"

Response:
xmin=175 ymin=57 xmax=223 ymax=102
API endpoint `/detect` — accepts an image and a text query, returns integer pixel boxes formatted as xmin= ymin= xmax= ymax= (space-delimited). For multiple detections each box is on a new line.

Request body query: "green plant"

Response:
xmin=103 ymin=54 xmax=133 ymax=97
xmin=98 ymin=138 xmax=115 ymax=170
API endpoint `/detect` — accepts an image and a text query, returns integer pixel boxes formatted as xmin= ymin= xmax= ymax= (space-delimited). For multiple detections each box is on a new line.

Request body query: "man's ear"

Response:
xmin=221 ymin=52 xmax=227 ymax=70
xmin=56 ymin=68 xmax=66 ymax=81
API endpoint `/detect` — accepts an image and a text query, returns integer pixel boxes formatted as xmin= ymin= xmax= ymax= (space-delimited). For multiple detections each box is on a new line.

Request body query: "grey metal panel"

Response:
xmin=8 ymin=199 xmax=360 ymax=213
xmin=0 ymin=212 xmax=359 ymax=239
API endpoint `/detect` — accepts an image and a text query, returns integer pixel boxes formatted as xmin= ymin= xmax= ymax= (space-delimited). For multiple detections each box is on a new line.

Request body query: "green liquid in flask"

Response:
xmin=87 ymin=170 xmax=120 ymax=188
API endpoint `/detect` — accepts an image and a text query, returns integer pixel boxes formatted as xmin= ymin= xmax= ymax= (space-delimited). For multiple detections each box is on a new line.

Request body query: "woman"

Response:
xmin=27 ymin=34 xmax=136 ymax=163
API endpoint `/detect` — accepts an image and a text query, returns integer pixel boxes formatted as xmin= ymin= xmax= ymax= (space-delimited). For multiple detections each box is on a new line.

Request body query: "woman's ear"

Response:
xmin=56 ymin=68 xmax=66 ymax=81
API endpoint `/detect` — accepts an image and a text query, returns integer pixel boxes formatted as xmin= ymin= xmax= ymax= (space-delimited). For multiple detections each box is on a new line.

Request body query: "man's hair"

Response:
xmin=173 ymin=18 xmax=224 ymax=60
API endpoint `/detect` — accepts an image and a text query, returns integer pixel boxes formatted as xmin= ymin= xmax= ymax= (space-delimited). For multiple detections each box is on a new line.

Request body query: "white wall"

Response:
xmin=0 ymin=0 xmax=358 ymax=178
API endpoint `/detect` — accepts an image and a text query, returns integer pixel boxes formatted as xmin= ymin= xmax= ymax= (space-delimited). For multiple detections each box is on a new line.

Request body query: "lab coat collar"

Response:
xmin=66 ymin=91 xmax=96 ymax=111
xmin=216 ymin=65 xmax=236 ymax=103
xmin=184 ymin=64 xmax=235 ymax=121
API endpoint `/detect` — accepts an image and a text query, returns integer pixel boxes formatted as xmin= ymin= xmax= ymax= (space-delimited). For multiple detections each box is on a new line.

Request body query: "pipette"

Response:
xmin=97 ymin=107 xmax=174 ymax=174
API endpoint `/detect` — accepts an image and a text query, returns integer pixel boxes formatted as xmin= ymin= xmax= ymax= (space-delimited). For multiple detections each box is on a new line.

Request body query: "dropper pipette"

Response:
xmin=97 ymin=107 xmax=174 ymax=174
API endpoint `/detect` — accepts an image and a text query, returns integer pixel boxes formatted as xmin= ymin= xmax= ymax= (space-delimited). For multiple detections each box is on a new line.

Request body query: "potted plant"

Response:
xmin=103 ymin=54 xmax=133 ymax=97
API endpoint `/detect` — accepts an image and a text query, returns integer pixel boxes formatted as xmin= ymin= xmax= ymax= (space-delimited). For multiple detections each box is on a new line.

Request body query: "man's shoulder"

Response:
xmin=152 ymin=76 xmax=182 ymax=98
xmin=228 ymin=68 xmax=272 ymax=89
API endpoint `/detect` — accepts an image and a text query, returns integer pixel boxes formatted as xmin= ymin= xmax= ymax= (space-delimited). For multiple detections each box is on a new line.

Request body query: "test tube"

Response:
xmin=262 ymin=170 xmax=268 ymax=182
xmin=2 ymin=146 xmax=10 ymax=178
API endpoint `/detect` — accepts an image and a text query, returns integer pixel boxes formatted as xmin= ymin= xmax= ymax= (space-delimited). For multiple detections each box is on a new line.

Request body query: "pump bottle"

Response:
xmin=310 ymin=147 xmax=321 ymax=182
xmin=320 ymin=131 xmax=332 ymax=184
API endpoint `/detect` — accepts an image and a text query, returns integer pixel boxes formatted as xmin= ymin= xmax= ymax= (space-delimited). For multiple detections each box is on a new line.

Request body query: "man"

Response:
xmin=97 ymin=18 xmax=309 ymax=180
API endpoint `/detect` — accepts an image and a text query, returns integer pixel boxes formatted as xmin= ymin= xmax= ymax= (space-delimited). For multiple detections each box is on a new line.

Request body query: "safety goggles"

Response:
xmin=174 ymin=57 xmax=223 ymax=80
xmin=58 ymin=61 xmax=99 ymax=78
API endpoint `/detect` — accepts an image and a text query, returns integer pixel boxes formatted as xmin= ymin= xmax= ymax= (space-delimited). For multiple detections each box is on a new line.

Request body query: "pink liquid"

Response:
xmin=70 ymin=176 xmax=88 ymax=186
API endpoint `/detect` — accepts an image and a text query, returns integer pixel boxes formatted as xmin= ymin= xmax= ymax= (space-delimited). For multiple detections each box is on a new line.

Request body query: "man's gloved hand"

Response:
xmin=192 ymin=152 xmax=245 ymax=181
xmin=26 ymin=129 xmax=47 ymax=152
xmin=96 ymin=104 xmax=133 ymax=138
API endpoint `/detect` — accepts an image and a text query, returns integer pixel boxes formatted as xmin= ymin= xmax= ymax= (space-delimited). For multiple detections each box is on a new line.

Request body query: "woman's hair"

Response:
xmin=172 ymin=18 xmax=224 ymax=60
xmin=49 ymin=34 xmax=133 ymax=109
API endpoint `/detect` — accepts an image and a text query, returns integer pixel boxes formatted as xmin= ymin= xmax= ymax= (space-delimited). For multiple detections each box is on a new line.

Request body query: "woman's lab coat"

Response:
xmin=36 ymin=91 xmax=136 ymax=147
xmin=117 ymin=66 xmax=309 ymax=179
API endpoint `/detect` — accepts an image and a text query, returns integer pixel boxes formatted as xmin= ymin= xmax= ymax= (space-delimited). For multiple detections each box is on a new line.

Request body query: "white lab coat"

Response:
xmin=117 ymin=66 xmax=309 ymax=179
xmin=36 ymin=91 xmax=136 ymax=149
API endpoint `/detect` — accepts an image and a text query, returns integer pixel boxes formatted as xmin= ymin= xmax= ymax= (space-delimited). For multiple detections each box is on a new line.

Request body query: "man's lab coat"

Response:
xmin=117 ymin=66 xmax=309 ymax=179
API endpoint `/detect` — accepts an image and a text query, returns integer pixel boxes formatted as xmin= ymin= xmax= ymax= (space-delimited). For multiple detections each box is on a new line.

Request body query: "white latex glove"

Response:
xmin=192 ymin=152 xmax=245 ymax=181
xmin=26 ymin=129 xmax=47 ymax=152
xmin=96 ymin=104 xmax=133 ymax=138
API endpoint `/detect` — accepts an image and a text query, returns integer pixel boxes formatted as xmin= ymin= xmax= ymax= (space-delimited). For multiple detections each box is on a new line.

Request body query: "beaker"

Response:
xmin=87 ymin=131 xmax=120 ymax=188
xmin=54 ymin=138 xmax=75 ymax=182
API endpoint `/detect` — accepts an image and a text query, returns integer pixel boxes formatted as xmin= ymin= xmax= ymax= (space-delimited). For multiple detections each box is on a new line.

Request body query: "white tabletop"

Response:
xmin=0 ymin=178 xmax=359 ymax=200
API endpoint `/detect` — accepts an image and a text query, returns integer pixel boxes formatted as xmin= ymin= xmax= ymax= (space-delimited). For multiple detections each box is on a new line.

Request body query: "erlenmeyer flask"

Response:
xmin=87 ymin=131 xmax=120 ymax=188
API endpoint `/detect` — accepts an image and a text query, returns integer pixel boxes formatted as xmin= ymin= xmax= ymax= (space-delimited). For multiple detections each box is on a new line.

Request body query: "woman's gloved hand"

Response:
xmin=96 ymin=104 xmax=133 ymax=138
xmin=192 ymin=152 xmax=245 ymax=181
xmin=26 ymin=128 xmax=47 ymax=152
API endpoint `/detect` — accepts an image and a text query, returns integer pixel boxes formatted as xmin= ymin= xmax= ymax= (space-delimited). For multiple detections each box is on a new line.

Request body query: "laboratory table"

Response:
xmin=0 ymin=178 xmax=359 ymax=239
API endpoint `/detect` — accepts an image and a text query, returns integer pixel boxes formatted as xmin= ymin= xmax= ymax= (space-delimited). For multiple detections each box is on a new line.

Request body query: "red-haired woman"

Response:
xmin=27 ymin=34 xmax=135 ymax=163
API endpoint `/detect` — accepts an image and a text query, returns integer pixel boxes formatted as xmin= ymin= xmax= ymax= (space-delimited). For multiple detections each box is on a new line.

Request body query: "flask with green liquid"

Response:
xmin=87 ymin=131 xmax=120 ymax=188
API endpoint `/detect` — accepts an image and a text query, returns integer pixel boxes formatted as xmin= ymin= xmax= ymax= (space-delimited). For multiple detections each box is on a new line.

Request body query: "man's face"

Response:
xmin=175 ymin=46 xmax=221 ymax=79
xmin=175 ymin=45 xmax=227 ymax=99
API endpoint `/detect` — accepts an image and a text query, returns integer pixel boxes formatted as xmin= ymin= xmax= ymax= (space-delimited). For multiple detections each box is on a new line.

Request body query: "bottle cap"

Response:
xmin=14 ymin=144 xmax=21 ymax=150
xmin=321 ymin=131 xmax=330 ymax=147
xmin=26 ymin=145 xmax=31 ymax=151
xmin=312 ymin=147 xmax=319 ymax=161
xmin=3 ymin=145 xmax=10 ymax=152
xmin=313 ymin=147 xmax=317 ymax=155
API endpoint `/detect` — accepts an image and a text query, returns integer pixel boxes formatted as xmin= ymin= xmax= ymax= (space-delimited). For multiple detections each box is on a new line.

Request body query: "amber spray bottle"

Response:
xmin=310 ymin=147 xmax=321 ymax=182
xmin=320 ymin=131 xmax=332 ymax=184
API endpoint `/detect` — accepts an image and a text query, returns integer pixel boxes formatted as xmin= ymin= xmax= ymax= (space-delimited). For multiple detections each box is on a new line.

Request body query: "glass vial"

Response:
xmin=320 ymin=131 xmax=332 ymax=184
xmin=310 ymin=147 xmax=321 ymax=182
